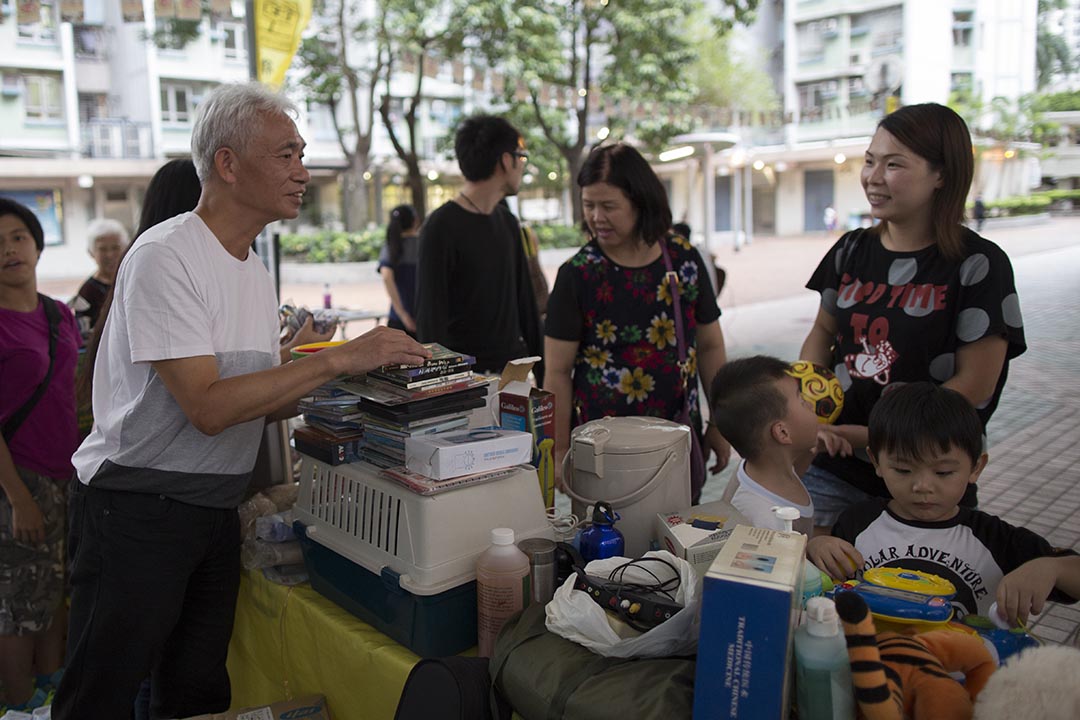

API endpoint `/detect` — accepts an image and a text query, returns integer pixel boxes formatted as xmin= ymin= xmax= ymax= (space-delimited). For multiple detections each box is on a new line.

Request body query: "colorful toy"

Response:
xmin=831 ymin=567 xmax=957 ymax=630
xmin=787 ymin=361 xmax=844 ymax=424
xmin=835 ymin=591 xmax=997 ymax=720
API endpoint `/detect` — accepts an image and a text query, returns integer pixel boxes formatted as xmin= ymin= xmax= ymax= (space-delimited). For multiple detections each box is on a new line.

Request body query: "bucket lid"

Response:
xmin=571 ymin=416 xmax=689 ymax=455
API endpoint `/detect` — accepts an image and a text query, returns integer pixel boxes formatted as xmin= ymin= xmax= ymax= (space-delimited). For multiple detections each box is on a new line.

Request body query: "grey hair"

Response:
xmin=190 ymin=82 xmax=299 ymax=184
xmin=86 ymin=217 xmax=129 ymax=251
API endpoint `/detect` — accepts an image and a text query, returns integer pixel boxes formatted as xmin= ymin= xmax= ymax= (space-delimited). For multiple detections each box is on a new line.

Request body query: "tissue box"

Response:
xmin=498 ymin=357 xmax=556 ymax=508
xmin=405 ymin=427 xmax=533 ymax=480
xmin=655 ymin=500 xmax=746 ymax=576
xmin=693 ymin=525 xmax=807 ymax=719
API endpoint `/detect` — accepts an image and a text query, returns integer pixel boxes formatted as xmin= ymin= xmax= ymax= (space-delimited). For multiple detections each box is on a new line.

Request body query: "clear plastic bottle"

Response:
xmin=794 ymin=597 xmax=855 ymax=720
xmin=476 ymin=528 xmax=531 ymax=657
xmin=322 ymin=282 xmax=332 ymax=309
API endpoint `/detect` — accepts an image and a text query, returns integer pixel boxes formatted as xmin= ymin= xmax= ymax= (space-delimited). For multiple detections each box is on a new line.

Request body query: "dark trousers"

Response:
xmin=52 ymin=482 xmax=241 ymax=720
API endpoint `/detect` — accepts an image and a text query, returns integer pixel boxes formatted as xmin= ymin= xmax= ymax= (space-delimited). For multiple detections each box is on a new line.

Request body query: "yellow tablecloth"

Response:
xmin=227 ymin=570 xmax=427 ymax=720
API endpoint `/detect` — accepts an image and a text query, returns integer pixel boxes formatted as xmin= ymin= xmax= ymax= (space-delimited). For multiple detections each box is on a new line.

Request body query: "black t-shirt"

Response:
xmin=806 ymin=228 xmax=1026 ymax=497
xmin=545 ymin=234 xmax=720 ymax=430
xmin=377 ymin=234 xmax=419 ymax=325
xmin=415 ymin=201 xmax=542 ymax=376
xmin=69 ymin=275 xmax=110 ymax=339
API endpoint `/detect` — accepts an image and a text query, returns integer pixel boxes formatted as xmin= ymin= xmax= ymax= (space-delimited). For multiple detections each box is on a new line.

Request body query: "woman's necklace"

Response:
xmin=459 ymin=191 xmax=485 ymax=214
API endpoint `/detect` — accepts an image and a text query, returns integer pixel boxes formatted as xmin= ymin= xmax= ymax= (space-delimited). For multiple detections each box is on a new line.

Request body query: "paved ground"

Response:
xmin=39 ymin=216 xmax=1080 ymax=644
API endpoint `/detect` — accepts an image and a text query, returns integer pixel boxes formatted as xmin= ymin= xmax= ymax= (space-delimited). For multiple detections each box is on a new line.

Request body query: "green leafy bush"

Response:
xmin=279 ymin=228 xmax=385 ymax=263
xmin=977 ymin=195 xmax=1053 ymax=217
xmin=532 ymin=224 xmax=586 ymax=249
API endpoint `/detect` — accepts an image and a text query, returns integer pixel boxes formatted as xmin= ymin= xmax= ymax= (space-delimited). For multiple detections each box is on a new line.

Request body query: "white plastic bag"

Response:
xmin=544 ymin=550 xmax=700 ymax=658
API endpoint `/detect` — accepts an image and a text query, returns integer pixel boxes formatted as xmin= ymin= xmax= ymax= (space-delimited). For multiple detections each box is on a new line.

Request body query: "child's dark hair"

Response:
xmin=454 ymin=114 xmax=522 ymax=182
xmin=868 ymin=382 xmax=983 ymax=464
xmin=709 ymin=355 xmax=793 ymax=460
xmin=385 ymin=204 xmax=417 ymax=266
xmin=577 ymin=143 xmax=672 ymax=246
xmin=0 ymin=196 xmax=46 ymax=252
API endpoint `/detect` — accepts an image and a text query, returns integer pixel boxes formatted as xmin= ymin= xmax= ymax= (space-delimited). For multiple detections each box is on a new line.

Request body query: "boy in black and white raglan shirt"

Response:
xmin=808 ymin=383 xmax=1079 ymax=625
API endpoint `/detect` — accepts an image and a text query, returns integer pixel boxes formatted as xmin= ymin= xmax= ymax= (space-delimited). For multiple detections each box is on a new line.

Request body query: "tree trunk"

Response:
xmin=566 ymin=148 xmax=585 ymax=225
xmin=406 ymin=157 xmax=426 ymax=219
xmin=341 ymin=154 xmax=371 ymax=231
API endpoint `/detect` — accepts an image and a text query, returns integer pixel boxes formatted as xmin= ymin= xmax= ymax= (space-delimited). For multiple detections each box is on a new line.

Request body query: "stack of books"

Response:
xmin=296 ymin=383 xmax=363 ymax=435
xmin=343 ymin=344 xmax=491 ymax=469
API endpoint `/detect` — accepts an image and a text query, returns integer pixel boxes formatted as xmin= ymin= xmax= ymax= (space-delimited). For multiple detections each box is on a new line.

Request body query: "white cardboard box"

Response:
xmin=405 ymin=426 xmax=533 ymax=480
xmin=693 ymin=525 xmax=807 ymax=719
xmin=655 ymin=500 xmax=747 ymax=577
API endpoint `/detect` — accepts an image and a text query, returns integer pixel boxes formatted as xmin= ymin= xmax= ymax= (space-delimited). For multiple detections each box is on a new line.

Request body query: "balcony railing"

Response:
xmin=81 ymin=119 xmax=154 ymax=159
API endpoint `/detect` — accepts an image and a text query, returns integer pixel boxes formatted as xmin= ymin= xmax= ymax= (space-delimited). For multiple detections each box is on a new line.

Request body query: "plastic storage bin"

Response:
xmin=296 ymin=521 xmax=478 ymax=656
xmin=292 ymin=457 xmax=553 ymax=655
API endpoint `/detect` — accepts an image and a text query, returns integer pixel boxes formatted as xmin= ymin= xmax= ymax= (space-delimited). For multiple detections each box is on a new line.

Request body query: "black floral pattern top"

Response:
xmin=545 ymin=233 xmax=720 ymax=433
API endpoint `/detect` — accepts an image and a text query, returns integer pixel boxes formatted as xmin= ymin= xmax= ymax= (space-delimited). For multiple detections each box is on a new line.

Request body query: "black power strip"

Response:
xmin=572 ymin=571 xmax=683 ymax=630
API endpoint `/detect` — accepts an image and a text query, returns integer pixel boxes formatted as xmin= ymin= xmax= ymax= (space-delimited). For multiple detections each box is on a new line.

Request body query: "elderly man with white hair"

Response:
xmin=52 ymin=83 xmax=430 ymax=720
xmin=69 ymin=217 xmax=128 ymax=338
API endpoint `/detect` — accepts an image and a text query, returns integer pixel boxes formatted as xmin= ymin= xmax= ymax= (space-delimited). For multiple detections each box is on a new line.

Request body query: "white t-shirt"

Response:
xmin=730 ymin=460 xmax=815 ymax=536
xmin=72 ymin=212 xmax=280 ymax=508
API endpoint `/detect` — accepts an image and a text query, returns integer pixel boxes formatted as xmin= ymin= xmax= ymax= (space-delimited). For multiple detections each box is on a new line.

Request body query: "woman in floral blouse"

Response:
xmin=544 ymin=143 xmax=730 ymax=498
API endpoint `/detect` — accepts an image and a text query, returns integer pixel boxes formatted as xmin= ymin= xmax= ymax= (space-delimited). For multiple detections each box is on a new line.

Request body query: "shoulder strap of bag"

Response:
xmin=659 ymin=237 xmax=692 ymax=416
xmin=2 ymin=294 xmax=62 ymax=444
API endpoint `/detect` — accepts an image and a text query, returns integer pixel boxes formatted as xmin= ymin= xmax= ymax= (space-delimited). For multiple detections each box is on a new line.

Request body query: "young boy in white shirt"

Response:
xmin=710 ymin=356 xmax=851 ymax=535
xmin=808 ymin=382 xmax=1079 ymax=624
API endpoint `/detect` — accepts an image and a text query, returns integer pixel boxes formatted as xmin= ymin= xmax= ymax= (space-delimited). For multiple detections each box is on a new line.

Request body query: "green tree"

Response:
xmin=377 ymin=0 xmax=470 ymax=218
xmin=1038 ymin=0 xmax=1075 ymax=89
xmin=467 ymin=0 xmax=734 ymax=222
xmin=687 ymin=12 xmax=778 ymax=116
xmin=296 ymin=0 xmax=384 ymax=230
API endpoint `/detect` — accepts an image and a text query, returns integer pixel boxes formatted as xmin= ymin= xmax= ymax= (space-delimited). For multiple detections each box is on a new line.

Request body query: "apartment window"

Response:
xmin=24 ymin=74 xmax=64 ymax=121
xmin=797 ymin=20 xmax=826 ymax=63
xmin=953 ymin=11 xmax=974 ymax=47
xmin=17 ymin=0 xmax=58 ymax=42
xmin=222 ymin=23 xmax=246 ymax=60
xmin=78 ymin=92 xmax=108 ymax=122
xmin=161 ymin=83 xmax=193 ymax=123
xmin=797 ymin=80 xmax=839 ymax=121
xmin=74 ymin=25 xmax=107 ymax=59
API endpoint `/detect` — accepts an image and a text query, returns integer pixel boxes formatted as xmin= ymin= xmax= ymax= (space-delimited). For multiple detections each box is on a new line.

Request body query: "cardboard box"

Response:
xmin=184 ymin=693 xmax=329 ymax=720
xmin=655 ymin=500 xmax=747 ymax=577
xmin=497 ymin=357 xmax=556 ymax=508
xmin=405 ymin=426 xmax=533 ymax=480
xmin=693 ymin=526 xmax=807 ymax=720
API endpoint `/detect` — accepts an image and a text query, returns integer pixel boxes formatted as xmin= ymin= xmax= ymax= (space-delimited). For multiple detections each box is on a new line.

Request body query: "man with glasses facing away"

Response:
xmin=415 ymin=114 xmax=544 ymax=381
xmin=52 ymin=82 xmax=428 ymax=720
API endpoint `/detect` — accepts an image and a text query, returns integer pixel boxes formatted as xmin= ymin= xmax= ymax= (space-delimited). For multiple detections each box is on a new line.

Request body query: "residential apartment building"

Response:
xmin=657 ymin=0 xmax=1038 ymax=245
xmin=0 ymin=0 xmax=252 ymax=278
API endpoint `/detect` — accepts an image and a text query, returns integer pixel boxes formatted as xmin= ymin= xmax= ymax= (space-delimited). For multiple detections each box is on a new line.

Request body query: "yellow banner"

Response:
xmin=254 ymin=0 xmax=312 ymax=89
xmin=121 ymin=0 xmax=144 ymax=22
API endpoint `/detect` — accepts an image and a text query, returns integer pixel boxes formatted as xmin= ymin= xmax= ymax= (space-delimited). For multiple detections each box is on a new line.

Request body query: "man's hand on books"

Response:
xmin=330 ymin=326 xmax=430 ymax=375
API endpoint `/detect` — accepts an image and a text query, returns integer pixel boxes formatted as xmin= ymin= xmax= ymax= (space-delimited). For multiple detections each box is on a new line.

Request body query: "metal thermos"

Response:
xmin=517 ymin=537 xmax=558 ymax=605
xmin=578 ymin=501 xmax=625 ymax=563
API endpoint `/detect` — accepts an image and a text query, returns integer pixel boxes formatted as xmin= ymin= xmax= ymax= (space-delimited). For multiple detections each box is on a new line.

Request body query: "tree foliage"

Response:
xmin=1037 ymin=0 xmax=1076 ymax=89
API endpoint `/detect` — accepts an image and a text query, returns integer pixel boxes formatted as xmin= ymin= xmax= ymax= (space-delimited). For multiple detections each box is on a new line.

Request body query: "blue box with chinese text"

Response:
xmin=693 ymin=525 xmax=807 ymax=719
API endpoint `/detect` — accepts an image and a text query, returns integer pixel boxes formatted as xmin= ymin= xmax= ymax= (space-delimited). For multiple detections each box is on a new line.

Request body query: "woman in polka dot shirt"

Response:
xmin=798 ymin=103 xmax=1027 ymax=531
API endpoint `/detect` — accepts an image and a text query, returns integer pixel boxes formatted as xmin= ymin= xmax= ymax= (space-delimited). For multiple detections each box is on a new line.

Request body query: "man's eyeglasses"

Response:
xmin=512 ymin=151 xmax=529 ymax=163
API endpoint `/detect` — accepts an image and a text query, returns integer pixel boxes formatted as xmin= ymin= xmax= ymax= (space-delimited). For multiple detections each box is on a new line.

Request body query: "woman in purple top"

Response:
xmin=0 ymin=197 xmax=81 ymax=711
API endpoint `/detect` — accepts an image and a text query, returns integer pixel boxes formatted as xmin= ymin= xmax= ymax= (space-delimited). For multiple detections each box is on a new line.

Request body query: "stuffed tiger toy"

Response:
xmin=832 ymin=592 xmax=996 ymax=720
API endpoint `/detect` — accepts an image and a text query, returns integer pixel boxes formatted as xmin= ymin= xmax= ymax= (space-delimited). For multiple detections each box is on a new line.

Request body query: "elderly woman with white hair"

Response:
xmin=69 ymin=217 xmax=129 ymax=338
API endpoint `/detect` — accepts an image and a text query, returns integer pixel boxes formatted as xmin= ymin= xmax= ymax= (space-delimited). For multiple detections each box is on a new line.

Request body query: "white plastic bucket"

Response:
xmin=563 ymin=417 xmax=690 ymax=557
